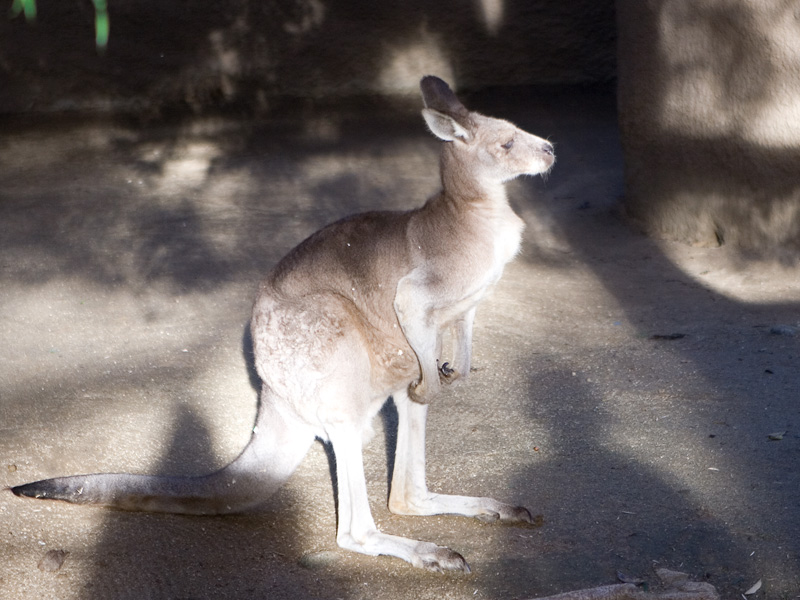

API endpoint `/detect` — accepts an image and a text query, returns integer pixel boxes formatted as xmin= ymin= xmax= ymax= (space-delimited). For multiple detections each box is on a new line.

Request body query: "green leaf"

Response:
xmin=10 ymin=0 xmax=37 ymax=21
xmin=92 ymin=0 xmax=109 ymax=49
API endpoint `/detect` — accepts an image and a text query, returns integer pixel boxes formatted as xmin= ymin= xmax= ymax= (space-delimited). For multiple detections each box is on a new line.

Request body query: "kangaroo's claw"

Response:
xmin=438 ymin=361 xmax=460 ymax=384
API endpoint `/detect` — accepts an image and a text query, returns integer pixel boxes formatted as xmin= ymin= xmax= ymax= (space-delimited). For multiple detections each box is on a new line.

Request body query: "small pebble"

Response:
xmin=38 ymin=549 xmax=68 ymax=572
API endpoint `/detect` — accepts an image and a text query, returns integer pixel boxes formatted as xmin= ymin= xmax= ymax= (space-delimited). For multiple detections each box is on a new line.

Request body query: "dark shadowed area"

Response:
xmin=0 ymin=0 xmax=615 ymax=113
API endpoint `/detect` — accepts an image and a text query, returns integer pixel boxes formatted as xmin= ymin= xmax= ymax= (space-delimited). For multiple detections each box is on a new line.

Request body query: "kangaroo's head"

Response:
xmin=419 ymin=76 xmax=555 ymax=185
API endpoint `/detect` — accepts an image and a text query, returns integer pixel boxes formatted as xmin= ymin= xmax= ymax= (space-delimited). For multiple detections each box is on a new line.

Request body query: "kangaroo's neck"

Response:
xmin=439 ymin=145 xmax=507 ymax=208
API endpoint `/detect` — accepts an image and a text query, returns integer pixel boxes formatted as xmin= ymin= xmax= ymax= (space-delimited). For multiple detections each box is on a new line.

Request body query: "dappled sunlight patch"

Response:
xmin=378 ymin=25 xmax=455 ymax=96
xmin=153 ymin=140 xmax=222 ymax=193
xmin=187 ymin=351 xmax=260 ymax=462
xmin=655 ymin=238 xmax=800 ymax=305
xmin=657 ymin=1 xmax=800 ymax=146
xmin=0 ymin=277 xmax=252 ymax=406
xmin=476 ymin=0 xmax=505 ymax=35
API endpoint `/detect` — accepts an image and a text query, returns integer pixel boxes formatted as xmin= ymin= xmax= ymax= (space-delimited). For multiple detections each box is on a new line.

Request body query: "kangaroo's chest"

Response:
xmin=483 ymin=206 xmax=525 ymax=286
xmin=493 ymin=210 xmax=524 ymax=266
xmin=442 ymin=208 xmax=524 ymax=318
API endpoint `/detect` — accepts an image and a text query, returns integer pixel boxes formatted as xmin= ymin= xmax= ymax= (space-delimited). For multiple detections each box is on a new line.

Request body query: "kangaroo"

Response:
xmin=11 ymin=76 xmax=554 ymax=572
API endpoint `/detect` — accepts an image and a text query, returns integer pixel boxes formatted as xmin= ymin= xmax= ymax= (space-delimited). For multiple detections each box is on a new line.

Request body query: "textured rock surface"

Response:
xmin=617 ymin=0 xmax=800 ymax=254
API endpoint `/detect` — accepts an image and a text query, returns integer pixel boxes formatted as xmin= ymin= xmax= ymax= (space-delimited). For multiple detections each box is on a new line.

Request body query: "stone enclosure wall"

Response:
xmin=617 ymin=0 xmax=800 ymax=254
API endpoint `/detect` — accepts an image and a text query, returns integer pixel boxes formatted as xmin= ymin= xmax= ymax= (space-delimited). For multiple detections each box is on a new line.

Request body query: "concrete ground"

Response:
xmin=1 ymin=86 xmax=798 ymax=599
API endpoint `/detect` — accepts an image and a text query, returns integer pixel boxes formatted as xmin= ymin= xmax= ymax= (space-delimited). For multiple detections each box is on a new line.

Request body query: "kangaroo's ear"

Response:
xmin=422 ymin=108 xmax=471 ymax=143
xmin=420 ymin=76 xmax=468 ymax=116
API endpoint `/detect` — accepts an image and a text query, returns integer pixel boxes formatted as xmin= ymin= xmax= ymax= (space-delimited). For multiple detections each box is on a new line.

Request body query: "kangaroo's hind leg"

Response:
xmin=325 ymin=420 xmax=470 ymax=572
xmin=387 ymin=388 xmax=532 ymax=523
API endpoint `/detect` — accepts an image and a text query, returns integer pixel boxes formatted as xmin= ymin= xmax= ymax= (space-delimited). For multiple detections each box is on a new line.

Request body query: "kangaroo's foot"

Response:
xmin=390 ymin=491 xmax=533 ymax=524
xmin=338 ymin=530 xmax=470 ymax=573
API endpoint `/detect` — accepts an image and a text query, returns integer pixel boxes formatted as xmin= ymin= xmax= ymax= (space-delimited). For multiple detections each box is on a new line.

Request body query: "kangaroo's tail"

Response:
xmin=11 ymin=397 xmax=314 ymax=515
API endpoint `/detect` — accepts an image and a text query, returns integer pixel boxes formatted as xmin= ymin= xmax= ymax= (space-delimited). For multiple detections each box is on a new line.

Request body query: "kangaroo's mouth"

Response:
xmin=541 ymin=146 xmax=556 ymax=172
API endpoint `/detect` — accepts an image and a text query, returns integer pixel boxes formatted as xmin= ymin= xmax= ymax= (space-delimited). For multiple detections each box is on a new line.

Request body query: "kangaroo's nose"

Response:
xmin=542 ymin=141 xmax=554 ymax=156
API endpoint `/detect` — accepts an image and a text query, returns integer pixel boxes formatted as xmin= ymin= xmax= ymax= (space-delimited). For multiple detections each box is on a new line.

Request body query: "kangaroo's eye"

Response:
xmin=501 ymin=139 xmax=514 ymax=150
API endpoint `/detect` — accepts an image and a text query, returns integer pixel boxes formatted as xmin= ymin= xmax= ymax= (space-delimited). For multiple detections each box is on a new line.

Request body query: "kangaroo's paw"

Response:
xmin=438 ymin=361 xmax=460 ymax=384
xmin=439 ymin=361 xmax=455 ymax=377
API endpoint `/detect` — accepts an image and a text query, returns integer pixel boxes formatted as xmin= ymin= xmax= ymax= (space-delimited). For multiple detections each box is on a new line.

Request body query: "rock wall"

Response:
xmin=617 ymin=0 xmax=800 ymax=253
xmin=0 ymin=0 xmax=615 ymax=113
